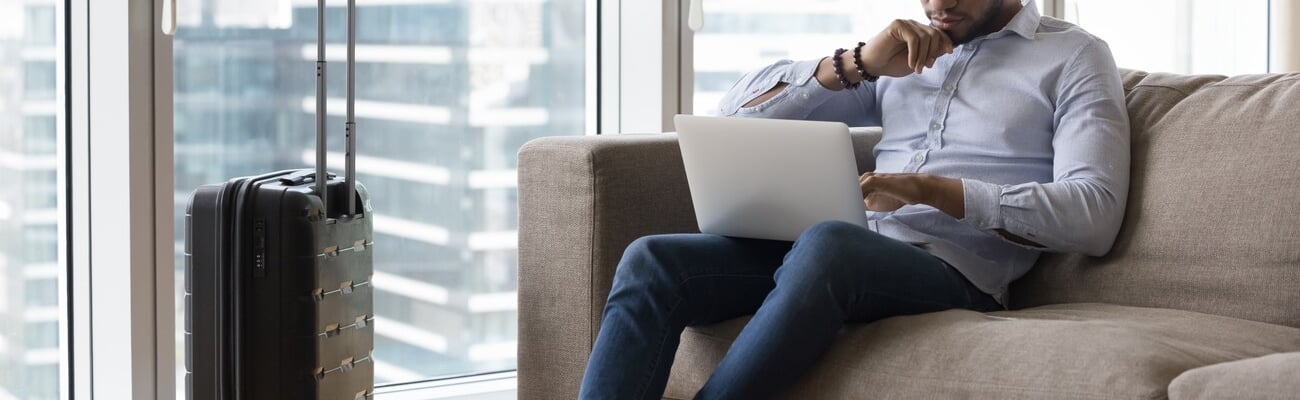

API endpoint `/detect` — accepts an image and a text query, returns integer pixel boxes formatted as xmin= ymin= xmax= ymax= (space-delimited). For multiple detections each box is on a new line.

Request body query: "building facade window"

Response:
xmin=0 ymin=1 xmax=64 ymax=399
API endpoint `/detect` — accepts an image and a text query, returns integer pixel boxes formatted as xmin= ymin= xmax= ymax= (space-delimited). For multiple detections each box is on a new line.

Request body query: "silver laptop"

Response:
xmin=674 ymin=114 xmax=868 ymax=241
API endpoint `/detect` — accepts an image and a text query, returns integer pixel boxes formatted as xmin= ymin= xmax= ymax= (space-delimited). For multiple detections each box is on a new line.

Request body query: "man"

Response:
xmin=580 ymin=0 xmax=1130 ymax=398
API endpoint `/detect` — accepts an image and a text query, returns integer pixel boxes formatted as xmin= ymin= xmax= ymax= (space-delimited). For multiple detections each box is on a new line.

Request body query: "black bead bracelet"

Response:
xmin=832 ymin=48 xmax=855 ymax=90
xmin=853 ymin=41 xmax=878 ymax=83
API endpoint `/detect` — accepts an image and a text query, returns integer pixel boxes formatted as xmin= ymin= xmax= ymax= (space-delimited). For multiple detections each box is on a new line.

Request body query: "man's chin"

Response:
xmin=948 ymin=30 xmax=982 ymax=45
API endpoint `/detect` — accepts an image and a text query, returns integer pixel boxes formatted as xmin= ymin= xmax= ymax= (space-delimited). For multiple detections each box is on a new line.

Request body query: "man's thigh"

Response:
xmin=619 ymin=233 xmax=794 ymax=325
xmin=780 ymin=223 xmax=997 ymax=322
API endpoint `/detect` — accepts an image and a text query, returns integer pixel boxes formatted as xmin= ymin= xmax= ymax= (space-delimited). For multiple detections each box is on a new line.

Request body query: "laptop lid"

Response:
xmin=675 ymin=115 xmax=868 ymax=241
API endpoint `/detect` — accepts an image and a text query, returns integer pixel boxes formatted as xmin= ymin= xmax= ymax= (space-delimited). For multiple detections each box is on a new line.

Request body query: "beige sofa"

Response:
xmin=516 ymin=70 xmax=1300 ymax=399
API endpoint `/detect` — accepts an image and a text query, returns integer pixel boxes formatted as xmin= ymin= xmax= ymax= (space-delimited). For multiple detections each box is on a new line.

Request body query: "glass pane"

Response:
xmin=1064 ymin=0 xmax=1269 ymax=74
xmin=172 ymin=0 xmax=587 ymax=389
xmin=0 ymin=1 xmax=66 ymax=399
xmin=692 ymin=0 xmax=925 ymax=115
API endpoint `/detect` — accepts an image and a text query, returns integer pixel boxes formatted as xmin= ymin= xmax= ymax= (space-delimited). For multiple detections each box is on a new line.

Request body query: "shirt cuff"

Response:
xmin=960 ymin=178 xmax=1003 ymax=230
xmin=786 ymin=58 xmax=824 ymax=84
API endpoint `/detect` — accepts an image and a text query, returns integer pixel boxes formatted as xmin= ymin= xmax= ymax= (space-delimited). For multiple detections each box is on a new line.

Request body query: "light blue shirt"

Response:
xmin=716 ymin=1 xmax=1130 ymax=298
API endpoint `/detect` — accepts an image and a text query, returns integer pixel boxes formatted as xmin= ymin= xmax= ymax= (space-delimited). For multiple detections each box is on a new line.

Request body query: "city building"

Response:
xmin=0 ymin=0 xmax=61 ymax=398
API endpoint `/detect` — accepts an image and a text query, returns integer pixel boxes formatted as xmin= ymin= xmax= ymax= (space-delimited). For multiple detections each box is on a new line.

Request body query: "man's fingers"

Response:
xmin=919 ymin=25 xmax=949 ymax=69
xmin=915 ymin=30 xmax=931 ymax=74
xmin=926 ymin=31 xmax=944 ymax=68
xmin=864 ymin=192 xmax=906 ymax=212
xmin=902 ymin=28 xmax=921 ymax=72
xmin=860 ymin=173 xmax=878 ymax=196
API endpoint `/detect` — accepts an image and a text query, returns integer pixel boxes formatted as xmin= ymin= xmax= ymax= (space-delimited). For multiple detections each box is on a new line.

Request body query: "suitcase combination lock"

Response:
xmin=253 ymin=219 xmax=267 ymax=278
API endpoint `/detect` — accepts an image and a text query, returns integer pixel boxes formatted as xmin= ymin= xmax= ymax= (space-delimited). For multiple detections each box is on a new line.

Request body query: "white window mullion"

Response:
xmin=153 ymin=0 xmax=178 ymax=397
xmin=1041 ymin=0 xmax=1065 ymax=19
xmin=1272 ymin=0 xmax=1300 ymax=72
xmin=612 ymin=0 xmax=686 ymax=134
xmin=678 ymin=0 xmax=695 ymax=123
xmin=598 ymin=0 xmax=620 ymax=134
xmin=586 ymin=0 xmax=600 ymax=134
xmin=65 ymin=0 xmax=88 ymax=398
xmin=85 ymin=0 xmax=160 ymax=398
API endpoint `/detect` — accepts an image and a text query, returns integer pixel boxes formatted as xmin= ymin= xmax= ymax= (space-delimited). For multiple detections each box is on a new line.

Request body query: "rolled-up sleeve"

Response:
xmin=960 ymin=39 xmax=1130 ymax=256
xmin=717 ymin=58 xmax=880 ymax=126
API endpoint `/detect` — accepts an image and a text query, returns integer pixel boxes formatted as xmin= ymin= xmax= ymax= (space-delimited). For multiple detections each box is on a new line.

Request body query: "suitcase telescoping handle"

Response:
xmin=315 ymin=0 xmax=360 ymax=217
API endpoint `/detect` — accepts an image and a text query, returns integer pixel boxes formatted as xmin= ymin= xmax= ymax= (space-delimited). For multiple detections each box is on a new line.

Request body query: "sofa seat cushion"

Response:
xmin=1168 ymin=352 xmax=1300 ymax=400
xmin=663 ymin=303 xmax=1300 ymax=399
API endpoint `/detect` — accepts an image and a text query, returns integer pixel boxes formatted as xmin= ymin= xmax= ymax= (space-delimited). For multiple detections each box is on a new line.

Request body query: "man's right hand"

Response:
xmin=862 ymin=19 xmax=955 ymax=77
xmin=816 ymin=19 xmax=954 ymax=89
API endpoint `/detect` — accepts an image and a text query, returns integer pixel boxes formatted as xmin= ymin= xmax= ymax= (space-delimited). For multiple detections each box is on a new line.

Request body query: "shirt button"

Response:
xmin=913 ymin=153 xmax=924 ymax=162
xmin=944 ymin=84 xmax=955 ymax=92
xmin=930 ymin=122 xmax=942 ymax=130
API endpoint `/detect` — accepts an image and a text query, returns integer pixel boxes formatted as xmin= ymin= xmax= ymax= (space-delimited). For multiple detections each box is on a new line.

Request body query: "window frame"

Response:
xmin=89 ymin=0 xmax=611 ymax=397
xmin=601 ymin=0 xmax=691 ymax=133
xmin=68 ymin=0 xmax=169 ymax=397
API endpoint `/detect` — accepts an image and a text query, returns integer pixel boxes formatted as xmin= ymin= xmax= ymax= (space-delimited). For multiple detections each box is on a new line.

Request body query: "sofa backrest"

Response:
xmin=1011 ymin=70 xmax=1300 ymax=328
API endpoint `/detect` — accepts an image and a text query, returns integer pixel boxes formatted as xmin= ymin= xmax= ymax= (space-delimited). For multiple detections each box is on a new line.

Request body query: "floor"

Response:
xmin=375 ymin=371 xmax=517 ymax=400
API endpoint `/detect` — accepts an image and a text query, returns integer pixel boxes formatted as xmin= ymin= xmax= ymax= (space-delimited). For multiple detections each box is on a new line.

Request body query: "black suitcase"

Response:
xmin=185 ymin=0 xmax=374 ymax=398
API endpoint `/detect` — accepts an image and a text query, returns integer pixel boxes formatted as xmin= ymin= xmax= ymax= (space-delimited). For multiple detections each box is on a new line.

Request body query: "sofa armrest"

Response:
xmin=1168 ymin=352 xmax=1300 ymax=400
xmin=517 ymin=134 xmax=696 ymax=400
xmin=516 ymin=128 xmax=882 ymax=399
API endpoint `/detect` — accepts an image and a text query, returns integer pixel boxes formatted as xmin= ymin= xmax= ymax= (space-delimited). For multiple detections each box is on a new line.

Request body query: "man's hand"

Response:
xmin=861 ymin=172 xmax=1047 ymax=248
xmin=862 ymin=19 xmax=954 ymax=77
xmin=815 ymin=19 xmax=954 ymax=90
xmin=859 ymin=172 xmax=964 ymax=218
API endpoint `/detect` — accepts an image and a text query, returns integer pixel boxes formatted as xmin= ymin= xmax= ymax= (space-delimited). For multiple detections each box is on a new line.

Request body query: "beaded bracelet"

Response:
xmin=832 ymin=48 xmax=855 ymax=90
xmin=852 ymin=42 xmax=878 ymax=83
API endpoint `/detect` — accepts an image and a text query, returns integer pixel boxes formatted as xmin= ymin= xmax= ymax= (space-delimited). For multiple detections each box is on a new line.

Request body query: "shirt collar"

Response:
xmin=999 ymin=0 xmax=1041 ymax=40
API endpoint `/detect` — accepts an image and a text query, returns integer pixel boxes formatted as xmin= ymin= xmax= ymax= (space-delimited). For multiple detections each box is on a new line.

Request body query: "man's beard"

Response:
xmin=942 ymin=0 xmax=1005 ymax=45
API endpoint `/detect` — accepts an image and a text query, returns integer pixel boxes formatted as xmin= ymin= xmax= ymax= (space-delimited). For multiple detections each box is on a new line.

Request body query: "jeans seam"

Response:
xmin=634 ymin=294 xmax=684 ymax=400
xmin=676 ymin=272 xmax=773 ymax=288
xmin=856 ymin=288 xmax=969 ymax=315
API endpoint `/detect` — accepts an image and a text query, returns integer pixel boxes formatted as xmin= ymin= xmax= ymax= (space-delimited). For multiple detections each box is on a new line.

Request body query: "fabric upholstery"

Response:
xmin=516 ymin=70 xmax=1300 ymax=399
xmin=1011 ymin=71 xmax=1300 ymax=329
xmin=517 ymin=130 xmax=884 ymax=399
xmin=517 ymin=134 xmax=695 ymax=400
xmin=664 ymin=304 xmax=1300 ymax=399
xmin=1168 ymin=352 xmax=1300 ymax=400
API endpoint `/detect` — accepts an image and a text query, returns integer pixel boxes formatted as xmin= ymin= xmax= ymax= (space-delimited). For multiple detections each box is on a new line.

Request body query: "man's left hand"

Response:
xmin=859 ymin=172 xmax=965 ymax=219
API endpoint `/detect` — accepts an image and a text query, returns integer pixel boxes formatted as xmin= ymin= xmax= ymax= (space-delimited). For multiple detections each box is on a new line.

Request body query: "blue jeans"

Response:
xmin=578 ymin=221 xmax=1003 ymax=400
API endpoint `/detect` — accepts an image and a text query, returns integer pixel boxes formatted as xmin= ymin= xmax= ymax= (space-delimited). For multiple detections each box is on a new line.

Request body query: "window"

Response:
xmin=0 ymin=1 xmax=65 ymax=399
xmin=25 ymin=278 xmax=58 ymax=307
xmin=691 ymin=0 xmax=926 ymax=115
xmin=171 ymin=0 xmax=588 ymax=390
xmin=24 ymin=5 xmax=56 ymax=46
xmin=23 ymin=61 xmax=57 ymax=101
xmin=690 ymin=0 xmax=1275 ymax=115
xmin=1063 ymin=0 xmax=1270 ymax=75
xmin=24 ymin=170 xmax=57 ymax=210
xmin=24 ymin=116 xmax=57 ymax=155
xmin=24 ymin=322 xmax=59 ymax=349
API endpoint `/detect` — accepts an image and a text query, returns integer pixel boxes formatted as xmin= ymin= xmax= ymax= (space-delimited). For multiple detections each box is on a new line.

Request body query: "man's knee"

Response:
xmin=798 ymin=220 xmax=868 ymax=245
xmin=622 ymin=234 xmax=689 ymax=267
xmin=615 ymin=234 xmax=692 ymax=288
xmin=780 ymin=221 xmax=893 ymax=288
xmin=794 ymin=220 xmax=887 ymax=257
